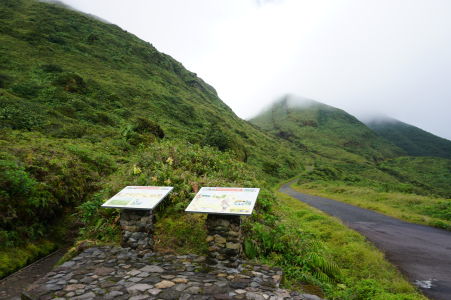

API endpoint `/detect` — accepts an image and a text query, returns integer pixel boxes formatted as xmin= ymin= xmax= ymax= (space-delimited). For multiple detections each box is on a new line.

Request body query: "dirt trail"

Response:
xmin=280 ymin=183 xmax=451 ymax=300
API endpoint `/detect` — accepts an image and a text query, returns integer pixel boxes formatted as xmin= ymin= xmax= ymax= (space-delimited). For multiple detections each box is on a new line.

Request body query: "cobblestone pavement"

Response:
xmin=22 ymin=246 xmax=323 ymax=300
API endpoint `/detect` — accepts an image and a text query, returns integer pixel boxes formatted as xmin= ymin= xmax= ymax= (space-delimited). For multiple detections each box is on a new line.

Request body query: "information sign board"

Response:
xmin=101 ymin=186 xmax=173 ymax=210
xmin=185 ymin=187 xmax=259 ymax=215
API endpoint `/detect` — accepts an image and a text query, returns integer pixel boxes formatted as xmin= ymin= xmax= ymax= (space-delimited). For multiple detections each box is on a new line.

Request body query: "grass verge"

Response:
xmin=293 ymin=182 xmax=451 ymax=230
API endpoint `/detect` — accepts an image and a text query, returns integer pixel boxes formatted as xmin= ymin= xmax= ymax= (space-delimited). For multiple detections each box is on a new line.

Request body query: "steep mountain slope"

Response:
xmin=250 ymin=95 xmax=450 ymax=198
xmin=0 ymin=0 xmax=305 ymax=274
xmin=0 ymin=0 xmax=302 ymax=171
xmin=380 ymin=156 xmax=451 ymax=198
xmin=365 ymin=117 xmax=451 ymax=159
xmin=251 ymin=95 xmax=404 ymax=162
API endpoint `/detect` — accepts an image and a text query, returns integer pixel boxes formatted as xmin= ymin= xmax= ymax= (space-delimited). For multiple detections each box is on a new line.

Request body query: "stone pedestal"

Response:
xmin=205 ymin=214 xmax=242 ymax=266
xmin=120 ymin=209 xmax=154 ymax=250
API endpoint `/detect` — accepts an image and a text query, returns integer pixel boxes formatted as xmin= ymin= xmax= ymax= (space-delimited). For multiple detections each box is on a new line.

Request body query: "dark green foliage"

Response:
xmin=0 ymin=155 xmax=56 ymax=247
xmin=121 ymin=118 xmax=165 ymax=146
xmin=0 ymin=131 xmax=118 ymax=251
xmin=244 ymin=223 xmax=341 ymax=284
xmin=201 ymin=124 xmax=248 ymax=162
xmin=0 ymin=73 xmax=12 ymax=88
xmin=53 ymin=72 xmax=86 ymax=93
xmin=366 ymin=117 xmax=451 ymax=159
xmin=11 ymin=81 xmax=42 ymax=98
xmin=0 ymin=99 xmax=44 ymax=130
xmin=40 ymin=64 xmax=64 ymax=73
xmin=133 ymin=117 xmax=165 ymax=138
xmin=380 ymin=156 xmax=451 ymax=198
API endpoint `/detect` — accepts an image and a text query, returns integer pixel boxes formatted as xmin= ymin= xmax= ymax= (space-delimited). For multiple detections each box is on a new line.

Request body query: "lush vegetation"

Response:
xmin=0 ymin=0 xmax=301 ymax=276
xmin=366 ymin=117 xmax=451 ymax=159
xmin=250 ymin=96 xmax=404 ymax=162
xmin=74 ymin=140 xmax=272 ymax=248
xmin=250 ymin=95 xmax=450 ymax=199
xmin=0 ymin=1 xmax=448 ymax=299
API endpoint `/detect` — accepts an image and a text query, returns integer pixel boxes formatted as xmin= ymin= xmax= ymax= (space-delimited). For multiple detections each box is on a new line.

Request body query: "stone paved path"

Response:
xmin=22 ymin=246 xmax=322 ymax=300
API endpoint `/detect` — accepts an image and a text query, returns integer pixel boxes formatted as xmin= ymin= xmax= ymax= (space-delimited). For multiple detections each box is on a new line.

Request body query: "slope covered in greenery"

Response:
xmin=365 ymin=117 xmax=451 ymax=159
xmin=0 ymin=0 xmax=303 ymax=275
xmin=0 ymin=1 xmax=440 ymax=298
xmin=250 ymin=95 xmax=450 ymax=198
xmin=0 ymin=0 xmax=302 ymax=172
xmin=251 ymin=95 xmax=404 ymax=163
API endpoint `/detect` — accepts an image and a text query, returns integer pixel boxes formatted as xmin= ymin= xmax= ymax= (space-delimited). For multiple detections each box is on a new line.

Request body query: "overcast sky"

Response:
xmin=60 ymin=0 xmax=451 ymax=139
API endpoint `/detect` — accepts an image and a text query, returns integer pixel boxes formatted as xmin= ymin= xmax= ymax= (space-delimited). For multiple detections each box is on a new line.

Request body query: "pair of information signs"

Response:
xmin=101 ymin=186 xmax=260 ymax=215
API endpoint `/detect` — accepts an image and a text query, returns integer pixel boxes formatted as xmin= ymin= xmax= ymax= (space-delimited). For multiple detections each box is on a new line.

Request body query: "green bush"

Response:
xmin=11 ymin=81 xmax=42 ymax=98
xmin=40 ymin=64 xmax=63 ymax=73
xmin=0 ymin=156 xmax=53 ymax=245
xmin=53 ymin=72 xmax=86 ymax=93
xmin=0 ymin=73 xmax=12 ymax=88
xmin=244 ymin=222 xmax=341 ymax=284
xmin=133 ymin=117 xmax=165 ymax=138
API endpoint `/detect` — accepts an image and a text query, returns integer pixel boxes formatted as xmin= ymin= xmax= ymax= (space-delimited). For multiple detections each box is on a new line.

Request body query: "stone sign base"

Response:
xmin=206 ymin=214 xmax=242 ymax=266
xmin=120 ymin=209 xmax=154 ymax=250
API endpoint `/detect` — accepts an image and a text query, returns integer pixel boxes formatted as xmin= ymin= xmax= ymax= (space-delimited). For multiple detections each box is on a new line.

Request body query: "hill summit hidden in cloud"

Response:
xmin=365 ymin=116 xmax=451 ymax=159
xmin=250 ymin=95 xmax=404 ymax=163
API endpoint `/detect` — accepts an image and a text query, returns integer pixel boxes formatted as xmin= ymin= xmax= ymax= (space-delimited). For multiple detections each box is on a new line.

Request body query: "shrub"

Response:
xmin=0 ymin=100 xmax=43 ymax=130
xmin=11 ymin=81 xmax=42 ymax=98
xmin=0 ymin=73 xmax=12 ymax=88
xmin=133 ymin=117 xmax=165 ymax=138
xmin=40 ymin=64 xmax=63 ymax=73
xmin=53 ymin=72 xmax=86 ymax=93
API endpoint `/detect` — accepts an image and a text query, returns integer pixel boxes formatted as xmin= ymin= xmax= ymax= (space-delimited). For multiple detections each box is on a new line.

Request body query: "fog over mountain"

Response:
xmin=60 ymin=0 xmax=451 ymax=139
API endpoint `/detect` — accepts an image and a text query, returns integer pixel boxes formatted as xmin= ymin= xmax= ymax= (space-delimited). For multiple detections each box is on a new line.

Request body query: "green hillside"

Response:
xmin=251 ymin=95 xmax=404 ymax=163
xmin=250 ymin=96 xmax=450 ymax=198
xmin=380 ymin=156 xmax=451 ymax=198
xmin=0 ymin=0 xmax=303 ymax=275
xmin=365 ymin=117 xmax=451 ymax=159
xmin=0 ymin=0 xmax=302 ymax=172
xmin=0 ymin=1 xmax=445 ymax=298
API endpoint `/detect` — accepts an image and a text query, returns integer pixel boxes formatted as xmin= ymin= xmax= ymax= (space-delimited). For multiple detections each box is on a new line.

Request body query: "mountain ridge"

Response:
xmin=365 ymin=116 xmax=451 ymax=159
xmin=250 ymin=95 xmax=405 ymax=162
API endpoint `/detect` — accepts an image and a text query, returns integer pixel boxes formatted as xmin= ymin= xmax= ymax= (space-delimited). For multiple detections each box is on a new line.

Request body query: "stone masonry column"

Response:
xmin=120 ymin=209 xmax=154 ymax=251
xmin=206 ymin=214 xmax=242 ymax=266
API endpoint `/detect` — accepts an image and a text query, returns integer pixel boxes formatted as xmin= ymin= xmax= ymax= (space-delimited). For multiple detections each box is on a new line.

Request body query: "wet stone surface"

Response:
xmin=22 ymin=246 xmax=323 ymax=300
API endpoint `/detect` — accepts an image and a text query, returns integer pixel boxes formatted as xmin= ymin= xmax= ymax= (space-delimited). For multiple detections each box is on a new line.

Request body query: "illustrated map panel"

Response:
xmin=185 ymin=187 xmax=260 ymax=215
xmin=102 ymin=186 xmax=173 ymax=210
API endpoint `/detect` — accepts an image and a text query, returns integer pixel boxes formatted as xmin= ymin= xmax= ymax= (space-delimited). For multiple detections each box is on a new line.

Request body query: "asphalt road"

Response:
xmin=280 ymin=183 xmax=451 ymax=300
